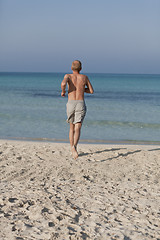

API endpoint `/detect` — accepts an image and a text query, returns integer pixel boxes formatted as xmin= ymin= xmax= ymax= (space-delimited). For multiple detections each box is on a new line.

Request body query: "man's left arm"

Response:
xmin=84 ymin=77 xmax=94 ymax=94
xmin=61 ymin=74 xmax=69 ymax=97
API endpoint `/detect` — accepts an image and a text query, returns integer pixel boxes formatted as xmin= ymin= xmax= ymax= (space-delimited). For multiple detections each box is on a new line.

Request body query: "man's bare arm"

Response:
xmin=61 ymin=74 xmax=69 ymax=97
xmin=85 ymin=77 xmax=94 ymax=94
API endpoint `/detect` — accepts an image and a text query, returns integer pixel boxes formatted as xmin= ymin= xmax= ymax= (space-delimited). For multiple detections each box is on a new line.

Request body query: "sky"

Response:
xmin=0 ymin=0 xmax=160 ymax=74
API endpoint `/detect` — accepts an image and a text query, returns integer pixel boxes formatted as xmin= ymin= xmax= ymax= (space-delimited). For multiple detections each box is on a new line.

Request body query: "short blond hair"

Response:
xmin=71 ymin=60 xmax=82 ymax=71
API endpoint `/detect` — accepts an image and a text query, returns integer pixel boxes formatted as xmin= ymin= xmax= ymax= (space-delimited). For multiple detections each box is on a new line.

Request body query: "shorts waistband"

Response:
xmin=68 ymin=100 xmax=85 ymax=103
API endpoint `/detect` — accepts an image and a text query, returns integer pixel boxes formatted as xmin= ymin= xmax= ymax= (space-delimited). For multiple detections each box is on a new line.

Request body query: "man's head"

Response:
xmin=71 ymin=60 xmax=82 ymax=72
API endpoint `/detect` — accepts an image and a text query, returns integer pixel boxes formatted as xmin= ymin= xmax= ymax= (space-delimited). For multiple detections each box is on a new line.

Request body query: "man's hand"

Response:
xmin=61 ymin=91 xmax=66 ymax=97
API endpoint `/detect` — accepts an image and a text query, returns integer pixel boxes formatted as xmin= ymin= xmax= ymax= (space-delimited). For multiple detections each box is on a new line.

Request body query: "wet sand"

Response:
xmin=0 ymin=140 xmax=160 ymax=240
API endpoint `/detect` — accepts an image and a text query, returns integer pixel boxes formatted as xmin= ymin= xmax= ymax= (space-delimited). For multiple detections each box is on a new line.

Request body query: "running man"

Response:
xmin=61 ymin=60 xmax=94 ymax=159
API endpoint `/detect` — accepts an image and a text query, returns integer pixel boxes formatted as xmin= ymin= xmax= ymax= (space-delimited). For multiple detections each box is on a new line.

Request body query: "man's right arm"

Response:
xmin=85 ymin=77 xmax=94 ymax=94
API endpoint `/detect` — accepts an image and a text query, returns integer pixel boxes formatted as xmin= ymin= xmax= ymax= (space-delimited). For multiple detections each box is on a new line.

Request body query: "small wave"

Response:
xmin=33 ymin=93 xmax=60 ymax=98
xmin=85 ymin=120 xmax=160 ymax=129
xmin=0 ymin=113 xmax=11 ymax=119
xmin=88 ymin=91 xmax=160 ymax=102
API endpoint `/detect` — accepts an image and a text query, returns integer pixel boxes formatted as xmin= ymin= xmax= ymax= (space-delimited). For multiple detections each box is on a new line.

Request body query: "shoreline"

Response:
xmin=0 ymin=136 xmax=160 ymax=146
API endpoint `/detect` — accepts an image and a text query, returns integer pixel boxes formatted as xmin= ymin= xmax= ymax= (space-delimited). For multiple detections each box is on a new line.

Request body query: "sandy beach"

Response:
xmin=0 ymin=139 xmax=160 ymax=240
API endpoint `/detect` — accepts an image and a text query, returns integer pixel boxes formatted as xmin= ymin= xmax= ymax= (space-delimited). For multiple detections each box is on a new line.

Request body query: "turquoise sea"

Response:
xmin=0 ymin=72 xmax=160 ymax=143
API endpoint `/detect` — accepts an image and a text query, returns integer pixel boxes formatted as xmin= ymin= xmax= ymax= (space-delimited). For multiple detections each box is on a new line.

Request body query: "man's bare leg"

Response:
xmin=69 ymin=123 xmax=74 ymax=147
xmin=74 ymin=122 xmax=82 ymax=150
xmin=69 ymin=123 xmax=78 ymax=159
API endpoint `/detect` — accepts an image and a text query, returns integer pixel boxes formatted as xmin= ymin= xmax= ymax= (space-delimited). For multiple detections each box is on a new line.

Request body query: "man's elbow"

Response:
xmin=90 ymin=89 xmax=94 ymax=94
xmin=61 ymin=82 xmax=66 ymax=89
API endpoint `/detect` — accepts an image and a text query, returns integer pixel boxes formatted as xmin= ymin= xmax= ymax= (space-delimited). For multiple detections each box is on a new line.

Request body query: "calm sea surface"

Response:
xmin=0 ymin=72 xmax=160 ymax=143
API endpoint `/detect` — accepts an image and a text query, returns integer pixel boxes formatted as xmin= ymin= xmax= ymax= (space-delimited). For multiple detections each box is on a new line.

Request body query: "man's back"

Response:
xmin=67 ymin=73 xmax=87 ymax=100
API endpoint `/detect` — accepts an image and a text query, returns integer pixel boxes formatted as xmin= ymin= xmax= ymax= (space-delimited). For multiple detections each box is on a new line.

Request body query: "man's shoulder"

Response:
xmin=64 ymin=73 xmax=71 ymax=78
xmin=79 ymin=74 xmax=89 ymax=80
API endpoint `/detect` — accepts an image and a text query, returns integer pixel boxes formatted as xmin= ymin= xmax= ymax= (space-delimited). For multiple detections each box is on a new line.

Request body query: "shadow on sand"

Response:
xmin=78 ymin=148 xmax=142 ymax=162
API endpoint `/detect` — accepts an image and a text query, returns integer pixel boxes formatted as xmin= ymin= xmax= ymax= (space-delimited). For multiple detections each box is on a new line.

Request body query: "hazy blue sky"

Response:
xmin=0 ymin=0 xmax=160 ymax=73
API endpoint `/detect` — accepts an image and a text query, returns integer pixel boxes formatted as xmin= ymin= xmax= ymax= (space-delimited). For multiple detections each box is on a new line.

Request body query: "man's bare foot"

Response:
xmin=71 ymin=146 xmax=78 ymax=159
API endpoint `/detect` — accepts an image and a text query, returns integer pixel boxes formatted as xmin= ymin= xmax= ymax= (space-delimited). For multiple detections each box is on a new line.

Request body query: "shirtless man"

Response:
xmin=61 ymin=60 xmax=94 ymax=159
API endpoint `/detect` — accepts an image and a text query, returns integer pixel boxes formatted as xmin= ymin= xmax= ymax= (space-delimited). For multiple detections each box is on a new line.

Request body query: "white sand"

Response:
xmin=0 ymin=140 xmax=160 ymax=240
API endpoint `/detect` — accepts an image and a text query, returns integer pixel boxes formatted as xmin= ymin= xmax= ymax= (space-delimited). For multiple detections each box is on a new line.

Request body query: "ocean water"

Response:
xmin=0 ymin=72 xmax=160 ymax=143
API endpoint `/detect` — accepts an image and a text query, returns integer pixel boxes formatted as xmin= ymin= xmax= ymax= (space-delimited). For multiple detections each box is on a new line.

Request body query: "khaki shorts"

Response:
xmin=66 ymin=100 xmax=86 ymax=124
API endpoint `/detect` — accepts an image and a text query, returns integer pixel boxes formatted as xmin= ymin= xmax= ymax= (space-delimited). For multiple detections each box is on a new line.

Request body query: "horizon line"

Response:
xmin=0 ymin=71 xmax=160 ymax=75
